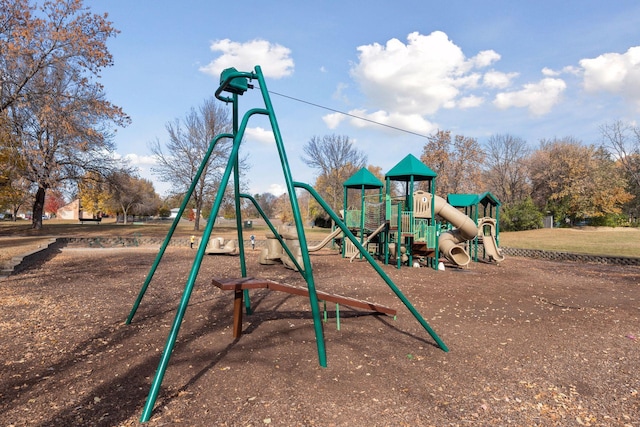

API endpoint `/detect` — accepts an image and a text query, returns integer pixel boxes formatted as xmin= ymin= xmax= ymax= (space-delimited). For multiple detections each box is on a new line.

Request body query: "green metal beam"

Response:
xmin=294 ymin=181 xmax=448 ymax=352
xmin=138 ymin=66 xmax=330 ymax=422
xmin=139 ymin=105 xmax=268 ymax=422
xmin=253 ymin=66 xmax=327 ymax=368
xmin=126 ymin=132 xmax=233 ymax=325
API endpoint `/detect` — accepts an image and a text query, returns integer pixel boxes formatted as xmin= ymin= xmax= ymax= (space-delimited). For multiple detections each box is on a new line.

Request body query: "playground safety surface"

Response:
xmin=1 ymin=245 xmax=638 ymax=426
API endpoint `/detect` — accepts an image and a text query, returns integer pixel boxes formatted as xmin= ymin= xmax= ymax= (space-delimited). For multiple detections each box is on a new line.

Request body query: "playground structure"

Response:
xmin=478 ymin=216 xmax=504 ymax=262
xmin=204 ymin=236 xmax=238 ymax=255
xmin=447 ymin=192 xmax=504 ymax=264
xmin=340 ymin=160 xmax=504 ymax=270
xmin=258 ymin=225 xmax=303 ymax=270
xmin=258 ymin=226 xmax=344 ymax=270
xmin=125 ymin=66 xmax=449 ymax=422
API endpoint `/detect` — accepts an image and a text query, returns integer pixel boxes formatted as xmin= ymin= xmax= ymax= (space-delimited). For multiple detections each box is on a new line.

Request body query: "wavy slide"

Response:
xmin=478 ymin=217 xmax=505 ymax=262
xmin=433 ymin=195 xmax=478 ymax=267
xmin=307 ymin=228 xmax=343 ymax=252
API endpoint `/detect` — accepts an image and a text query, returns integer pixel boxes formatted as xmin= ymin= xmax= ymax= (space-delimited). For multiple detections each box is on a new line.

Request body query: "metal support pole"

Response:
xmin=139 ymin=106 xmax=268 ymax=422
xmin=126 ymin=133 xmax=233 ymax=325
xmin=254 ymin=66 xmax=327 ymax=368
xmin=295 ymin=181 xmax=448 ymax=352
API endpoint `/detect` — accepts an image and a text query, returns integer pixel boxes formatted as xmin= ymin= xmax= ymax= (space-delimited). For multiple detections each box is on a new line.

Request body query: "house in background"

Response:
xmin=169 ymin=208 xmax=200 ymax=220
xmin=56 ymin=199 xmax=98 ymax=220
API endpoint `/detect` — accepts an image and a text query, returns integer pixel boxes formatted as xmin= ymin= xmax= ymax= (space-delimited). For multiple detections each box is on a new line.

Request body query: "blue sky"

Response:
xmin=89 ymin=0 xmax=640 ymax=197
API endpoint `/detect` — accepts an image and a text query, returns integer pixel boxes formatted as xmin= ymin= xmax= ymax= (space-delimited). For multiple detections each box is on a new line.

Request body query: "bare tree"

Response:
xmin=600 ymin=120 xmax=640 ymax=217
xmin=483 ymin=133 xmax=531 ymax=204
xmin=600 ymin=120 xmax=640 ymax=190
xmin=301 ymin=134 xmax=367 ymax=212
xmin=251 ymin=192 xmax=278 ymax=218
xmin=150 ymin=97 xmax=237 ymax=230
xmin=0 ymin=0 xmax=117 ymax=113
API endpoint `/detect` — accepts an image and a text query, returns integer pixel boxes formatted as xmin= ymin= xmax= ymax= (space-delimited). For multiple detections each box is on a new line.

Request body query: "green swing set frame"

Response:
xmin=125 ymin=66 xmax=448 ymax=422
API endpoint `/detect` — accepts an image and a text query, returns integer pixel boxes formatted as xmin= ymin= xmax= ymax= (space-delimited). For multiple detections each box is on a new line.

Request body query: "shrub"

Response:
xmin=588 ymin=213 xmax=632 ymax=227
xmin=501 ymin=197 xmax=544 ymax=231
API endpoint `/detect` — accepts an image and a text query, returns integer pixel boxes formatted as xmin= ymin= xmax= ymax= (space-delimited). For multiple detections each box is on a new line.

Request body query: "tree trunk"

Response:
xmin=193 ymin=190 xmax=202 ymax=231
xmin=194 ymin=205 xmax=201 ymax=231
xmin=122 ymin=206 xmax=129 ymax=224
xmin=32 ymin=186 xmax=46 ymax=229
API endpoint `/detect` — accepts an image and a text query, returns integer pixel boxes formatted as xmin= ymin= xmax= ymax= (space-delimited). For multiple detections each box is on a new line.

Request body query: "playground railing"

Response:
xmin=388 ymin=203 xmax=400 ymax=229
xmin=345 ymin=209 xmax=361 ymax=229
xmin=401 ymin=211 xmax=413 ymax=235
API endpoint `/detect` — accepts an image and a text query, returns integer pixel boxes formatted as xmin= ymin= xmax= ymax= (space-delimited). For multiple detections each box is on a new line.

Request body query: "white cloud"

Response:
xmin=199 ymin=38 xmax=294 ymax=79
xmin=457 ymin=95 xmax=484 ymax=109
xmin=580 ymin=46 xmax=640 ymax=108
xmin=112 ymin=152 xmax=171 ymax=195
xmin=470 ymin=50 xmax=501 ymax=68
xmin=122 ymin=153 xmax=158 ymax=166
xmin=563 ymin=66 xmax=581 ymax=76
xmin=268 ymin=183 xmax=287 ymax=196
xmin=349 ymin=31 xmax=504 ymax=116
xmin=322 ymin=112 xmax=345 ymax=129
xmin=483 ymin=70 xmax=519 ymax=88
xmin=542 ymin=65 xmax=581 ymax=77
xmin=244 ymin=126 xmax=275 ymax=145
xmin=332 ymin=82 xmax=349 ymax=104
xmin=493 ymin=78 xmax=567 ymax=116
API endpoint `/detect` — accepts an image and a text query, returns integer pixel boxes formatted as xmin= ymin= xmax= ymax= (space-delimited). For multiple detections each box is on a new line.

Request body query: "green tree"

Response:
xmin=501 ymin=197 xmax=544 ymax=231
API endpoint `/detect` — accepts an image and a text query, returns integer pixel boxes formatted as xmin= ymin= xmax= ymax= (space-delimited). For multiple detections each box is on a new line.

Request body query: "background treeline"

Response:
xmin=268 ymin=127 xmax=639 ymax=231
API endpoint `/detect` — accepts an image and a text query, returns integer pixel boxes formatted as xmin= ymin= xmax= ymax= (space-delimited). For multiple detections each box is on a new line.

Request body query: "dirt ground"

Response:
xmin=0 ymin=244 xmax=638 ymax=427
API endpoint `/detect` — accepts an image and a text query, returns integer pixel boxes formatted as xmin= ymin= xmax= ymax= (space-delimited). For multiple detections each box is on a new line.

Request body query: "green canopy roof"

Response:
xmin=343 ymin=167 xmax=384 ymax=189
xmin=478 ymin=191 xmax=501 ymax=207
xmin=385 ymin=154 xmax=437 ymax=181
xmin=447 ymin=193 xmax=479 ymax=207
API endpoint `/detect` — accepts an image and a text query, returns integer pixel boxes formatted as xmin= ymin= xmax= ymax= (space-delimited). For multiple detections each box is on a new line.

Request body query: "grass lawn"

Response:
xmin=500 ymin=227 xmax=640 ymax=257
